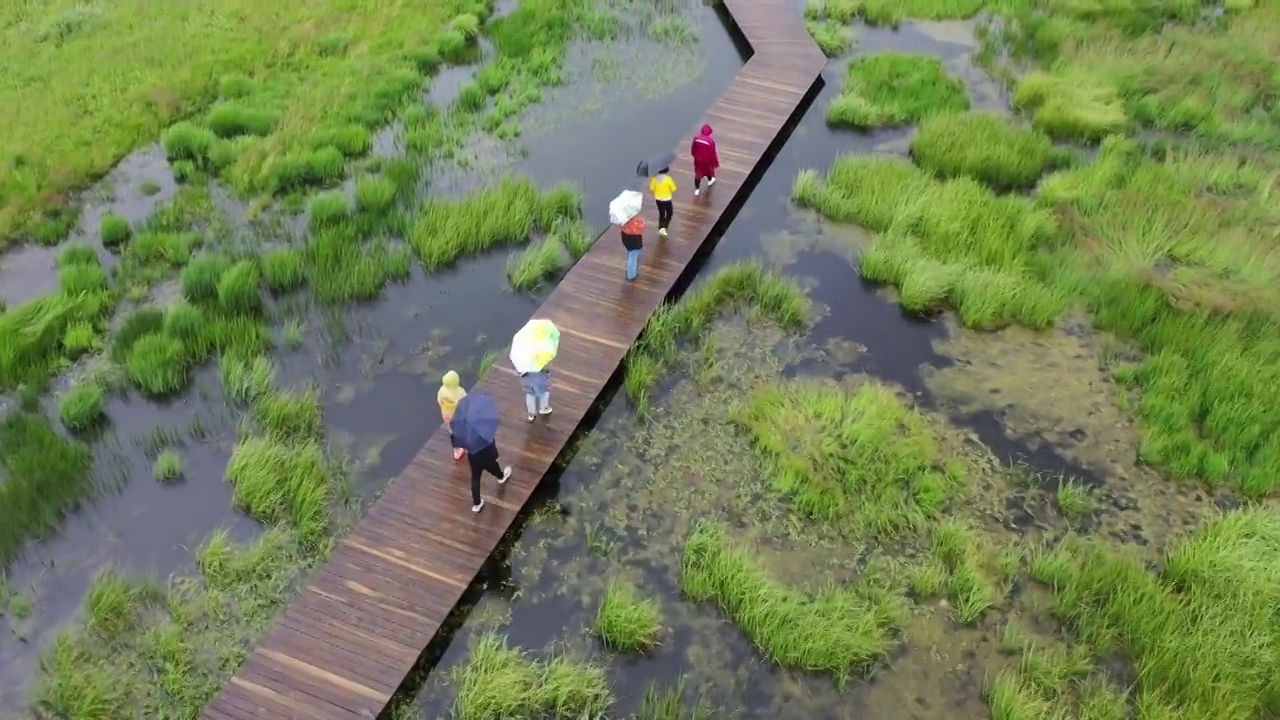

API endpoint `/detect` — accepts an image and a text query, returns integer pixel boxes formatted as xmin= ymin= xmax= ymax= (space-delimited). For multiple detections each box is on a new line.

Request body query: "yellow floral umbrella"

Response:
xmin=510 ymin=319 xmax=559 ymax=374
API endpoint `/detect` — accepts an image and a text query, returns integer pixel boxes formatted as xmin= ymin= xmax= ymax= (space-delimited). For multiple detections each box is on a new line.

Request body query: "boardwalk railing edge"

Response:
xmin=198 ymin=3 xmax=826 ymax=719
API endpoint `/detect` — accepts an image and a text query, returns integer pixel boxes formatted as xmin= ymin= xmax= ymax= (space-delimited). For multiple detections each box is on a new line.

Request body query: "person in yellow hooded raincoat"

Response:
xmin=438 ymin=370 xmax=467 ymax=461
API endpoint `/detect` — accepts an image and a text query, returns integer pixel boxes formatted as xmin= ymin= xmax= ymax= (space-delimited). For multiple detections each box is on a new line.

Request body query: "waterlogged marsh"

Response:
xmin=5 ymin=1 xmax=1280 ymax=719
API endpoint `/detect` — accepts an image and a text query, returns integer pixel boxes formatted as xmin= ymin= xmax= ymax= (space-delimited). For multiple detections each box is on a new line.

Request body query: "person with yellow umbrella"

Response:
xmin=510 ymin=319 xmax=559 ymax=422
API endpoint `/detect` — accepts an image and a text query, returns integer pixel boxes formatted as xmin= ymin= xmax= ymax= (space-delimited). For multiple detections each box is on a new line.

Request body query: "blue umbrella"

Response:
xmin=449 ymin=392 xmax=500 ymax=454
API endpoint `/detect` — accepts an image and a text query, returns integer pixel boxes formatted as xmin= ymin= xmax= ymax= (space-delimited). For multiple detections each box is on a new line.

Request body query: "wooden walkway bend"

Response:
xmin=200 ymin=3 xmax=825 ymax=718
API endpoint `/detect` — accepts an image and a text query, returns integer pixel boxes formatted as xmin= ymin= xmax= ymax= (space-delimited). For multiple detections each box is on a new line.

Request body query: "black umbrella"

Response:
xmin=636 ymin=151 xmax=676 ymax=178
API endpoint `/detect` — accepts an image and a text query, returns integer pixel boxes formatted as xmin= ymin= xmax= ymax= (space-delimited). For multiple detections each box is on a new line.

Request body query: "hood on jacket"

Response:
xmin=442 ymin=370 xmax=460 ymax=388
xmin=700 ymin=124 xmax=713 ymax=137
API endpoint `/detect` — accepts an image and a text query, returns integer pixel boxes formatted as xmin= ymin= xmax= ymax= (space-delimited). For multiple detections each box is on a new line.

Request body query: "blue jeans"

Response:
xmin=625 ymin=249 xmax=640 ymax=280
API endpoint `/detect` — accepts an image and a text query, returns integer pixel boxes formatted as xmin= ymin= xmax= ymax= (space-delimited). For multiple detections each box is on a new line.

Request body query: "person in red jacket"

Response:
xmin=691 ymin=124 xmax=719 ymax=196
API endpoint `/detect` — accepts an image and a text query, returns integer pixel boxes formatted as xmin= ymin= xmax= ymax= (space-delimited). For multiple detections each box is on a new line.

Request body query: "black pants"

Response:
xmin=467 ymin=441 xmax=503 ymax=505
xmin=656 ymin=199 xmax=673 ymax=231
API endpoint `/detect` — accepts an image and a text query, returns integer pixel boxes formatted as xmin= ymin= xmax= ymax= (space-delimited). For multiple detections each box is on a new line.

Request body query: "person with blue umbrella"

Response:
xmin=449 ymin=392 xmax=512 ymax=513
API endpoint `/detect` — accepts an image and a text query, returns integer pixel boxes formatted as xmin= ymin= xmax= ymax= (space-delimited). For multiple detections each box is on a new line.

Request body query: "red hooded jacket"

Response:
xmin=691 ymin=124 xmax=719 ymax=177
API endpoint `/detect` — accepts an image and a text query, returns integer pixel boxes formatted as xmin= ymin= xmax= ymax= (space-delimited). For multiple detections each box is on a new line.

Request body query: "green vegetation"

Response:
xmin=593 ymin=579 xmax=663 ymax=652
xmin=681 ymin=523 xmax=906 ymax=688
xmin=624 ymin=261 xmax=811 ymax=415
xmin=827 ymin=53 xmax=968 ymax=129
xmin=56 ymin=381 xmax=106 ymax=430
xmin=450 ymin=632 xmax=612 ymax=720
xmin=0 ymin=408 xmax=94 ymax=568
xmin=99 ymin=214 xmax=132 ymax=248
xmin=793 ymin=154 xmax=1065 ymax=328
xmin=410 ymin=178 xmax=582 ymax=270
xmin=922 ymin=520 xmax=1000 ymax=624
xmin=634 ymin=681 xmax=714 ymax=720
xmin=1025 ymin=509 xmax=1280 ymax=720
xmin=153 ymin=449 xmax=184 ymax=482
xmin=1011 ymin=71 xmax=1128 ymax=143
xmin=910 ymin=111 xmax=1062 ymax=190
xmin=734 ymin=380 xmax=961 ymax=537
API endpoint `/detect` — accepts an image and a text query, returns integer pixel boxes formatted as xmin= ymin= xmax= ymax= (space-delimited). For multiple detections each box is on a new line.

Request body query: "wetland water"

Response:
xmin=0 ymin=3 xmax=1232 ymax=719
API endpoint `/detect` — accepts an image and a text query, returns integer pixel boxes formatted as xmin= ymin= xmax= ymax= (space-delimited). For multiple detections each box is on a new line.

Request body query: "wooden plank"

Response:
xmin=196 ymin=1 xmax=824 ymax=718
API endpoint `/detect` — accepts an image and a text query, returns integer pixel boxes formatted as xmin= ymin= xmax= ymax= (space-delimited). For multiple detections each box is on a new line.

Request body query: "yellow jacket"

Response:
xmin=437 ymin=370 xmax=467 ymax=421
xmin=650 ymin=174 xmax=677 ymax=201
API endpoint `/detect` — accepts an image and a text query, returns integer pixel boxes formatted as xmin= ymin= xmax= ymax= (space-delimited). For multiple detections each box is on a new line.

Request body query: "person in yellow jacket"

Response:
xmin=649 ymin=167 xmax=677 ymax=237
xmin=438 ymin=370 xmax=467 ymax=461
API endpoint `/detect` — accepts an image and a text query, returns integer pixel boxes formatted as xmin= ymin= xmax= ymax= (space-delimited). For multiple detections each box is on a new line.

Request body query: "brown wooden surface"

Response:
xmin=199 ymin=2 xmax=824 ymax=717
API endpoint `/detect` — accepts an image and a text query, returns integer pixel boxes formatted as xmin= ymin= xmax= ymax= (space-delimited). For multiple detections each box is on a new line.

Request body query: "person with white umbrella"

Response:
xmin=511 ymin=319 xmax=560 ymax=422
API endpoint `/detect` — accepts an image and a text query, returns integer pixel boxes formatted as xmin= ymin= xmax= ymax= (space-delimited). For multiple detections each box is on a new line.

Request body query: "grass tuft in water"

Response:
xmin=826 ymin=53 xmax=968 ymax=129
xmin=911 ymin=111 xmax=1061 ymax=190
xmin=125 ymin=333 xmax=188 ymax=396
xmin=593 ymin=578 xmax=663 ymax=652
xmin=451 ymin=632 xmax=612 ymax=720
xmin=153 ymin=449 xmax=183 ymax=482
xmin=99 ymin=213 xmax=132 ymax=248
xmin=260 ymin=248 xmax=305 ymax=293
xmin=224 ymin=436 xmax=334 ymax=546
xmin=681 ymin=523 xmax=905 ymax=688
xmin=57 ymin=381 xmax=106 ymax=431
xmin=735 ymin=379 xmax=961 ymax=537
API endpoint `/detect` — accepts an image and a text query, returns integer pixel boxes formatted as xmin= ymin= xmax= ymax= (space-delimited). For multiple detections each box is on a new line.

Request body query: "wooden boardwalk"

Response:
xmin=200 ymin=3 xmax=825 ymax=718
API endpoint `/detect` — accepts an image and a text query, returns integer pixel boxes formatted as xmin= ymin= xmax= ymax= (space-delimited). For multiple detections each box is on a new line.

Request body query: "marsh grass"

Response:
xmin=794 ymin=154 xmax=1066 ymax=329
xmin=33 ymin=527 xmax=316 ymax=719
xmin=624 ymin=261 xmax=810 ymax=415
xmin=911 ymin=111 xmax=1062 ymax=190
xmin=410 ymin=177 xmax=583 ymax=271
xmin=593 ymin=579 xmax=663 ymax=652
xmin=0 ymin=409 xmax=93 ymax=567
xmin=1012 ymin=71 xmax=1128 ymax=143
xmin=451 ymin=632 xmax=612 ymax=720
xmin=928 ymin=520 xmax=999 ymax=624
xmin=735 ymin=379 xmax=961 ymax=537
xmin=827 ymin=53 xmax=969 ymax=129
xmin=125 ymin=333 xmax=189 ymax=396
xmin=57 ymin=381 xmax=106 ymax=430
xmin=681 ymin=523 xmax=906 ymax=687
xmin=305 ymin=229 xmax=413 ymax=304
xmin=1054 ymin=478 xmax=1094 ymax=521
xmin=0 ymin=283 xmax=114 ymax=390
xmin=99 ymin=213 xmax=132 ymax=248
xmin=261 ymin=248 xmax=306 ymax=293
xmin=225 ymin=436 xmax=335 ymax=545
xmin=221 ymin=354 xmax=276 ymax=404
xmin=153 ymin=449 xmax=183 ymax=482
xmin=634 ymin=680 xmax=714 ymax=720
xmin=253 ymin=386 xmax=324 ymax=443
xmin=1029 ymin=509 xmax=1280 ymax=719
xmin=507 ymin=237 xmax=566 ymax=292
xmin=805 ymin=19 xmax=854 ymax=57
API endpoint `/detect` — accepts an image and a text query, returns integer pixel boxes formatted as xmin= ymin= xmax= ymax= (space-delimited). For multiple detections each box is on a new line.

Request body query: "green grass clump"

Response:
xmin=225 ymin=437 xmax=333 ymax=544
xmin=593 ymin=579 xmax=663 ymax=652
xmin=57 ymin=382 xmax=106 ymax=430
xmin=58 ymin=260 xmax=110 ymax=296
xmin=451 ymin=632 xmax=612 ymax=720
xmin=354 ymin=176 xmax=398 ymax=214
xmin=57 ymin=244 xmax=99 ymax=268
xmin=99 ymin=213 xmax=132 ymax=248
xmin=180 ymin=253 xmax=233 ymax=304
xmin=304 ymin=229 xmax=412 ymax=303
xmin=220 ymin=354 xmax=275 ymax=404
xmin=624 ymin=261 xmax=811 ymax=415
xmin=0 ymin=292 xmax=114 ymax=389
xmin=124 ymin=232 xmax=197 ymax=268
xmin=110 ymin=307 xmax=166 ymax=362
xmin=1012 ymin=71 xmax=1128 ymax=143
xmin=827 ymin=53 xmax=969 ymax=129
xmin=216 ymin=260 xmax=261 ymax=314
xmin=32 ymin=527 xmax=314 ymax=718
xmin=205 ymin=103 xmax=276 ymax=138
xmin=260 ymin=248 xmax=305 ymax=293
xmin=153 ymin=450 xmax=183 ymax=482
xmin=910 ymin=111 xmax=1058 ymax=190
xmin=734 ymin=379 xmax=960 ymax=536
xmin=507 ymin=238 xmax=565 ymax=292
xmin=125 ymin=333 xmax=188 ymax=396
xmin=681 ymin=523 xmax=905 ymax=687
xmin=926 ymin=521 xmax=999 ymax=624
xmin=0 ymin=409 xmax=94 ymax=568
xmin=308 ymin=191 xmax=348 ymax=228
xmin=1030 ymin=509 xmax=1280 ymax=719
xmin=253 ymin=387 xmax=323 ymax=442
xmin=793 ymin=154 xmax=1065 ymax=328
xmin=634 ymin=681 xmax=714 ymax=720
xmin=805 ymin=19 xmax=854 ymax=57
xmin=409 ymin=177 xmax=582 ymax=270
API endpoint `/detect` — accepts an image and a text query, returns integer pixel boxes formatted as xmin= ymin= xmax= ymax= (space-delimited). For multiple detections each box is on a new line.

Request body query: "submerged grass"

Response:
xmin=593 ymin=579 xmax=663 ymax=652
xmin=0 ymin=408 xmax=94 ymax=568
xmin=451 ymin=632 xmax=612 ymax=720
xmin=624 ymin=261 xmax=811 ymax=416
xmin=827 ymin=53 xmax=969 ymax=129
xmin=735 ymin=379 xmax=962 ymax=537
xmin=681 ymin=523 xmax=906 ymax=688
